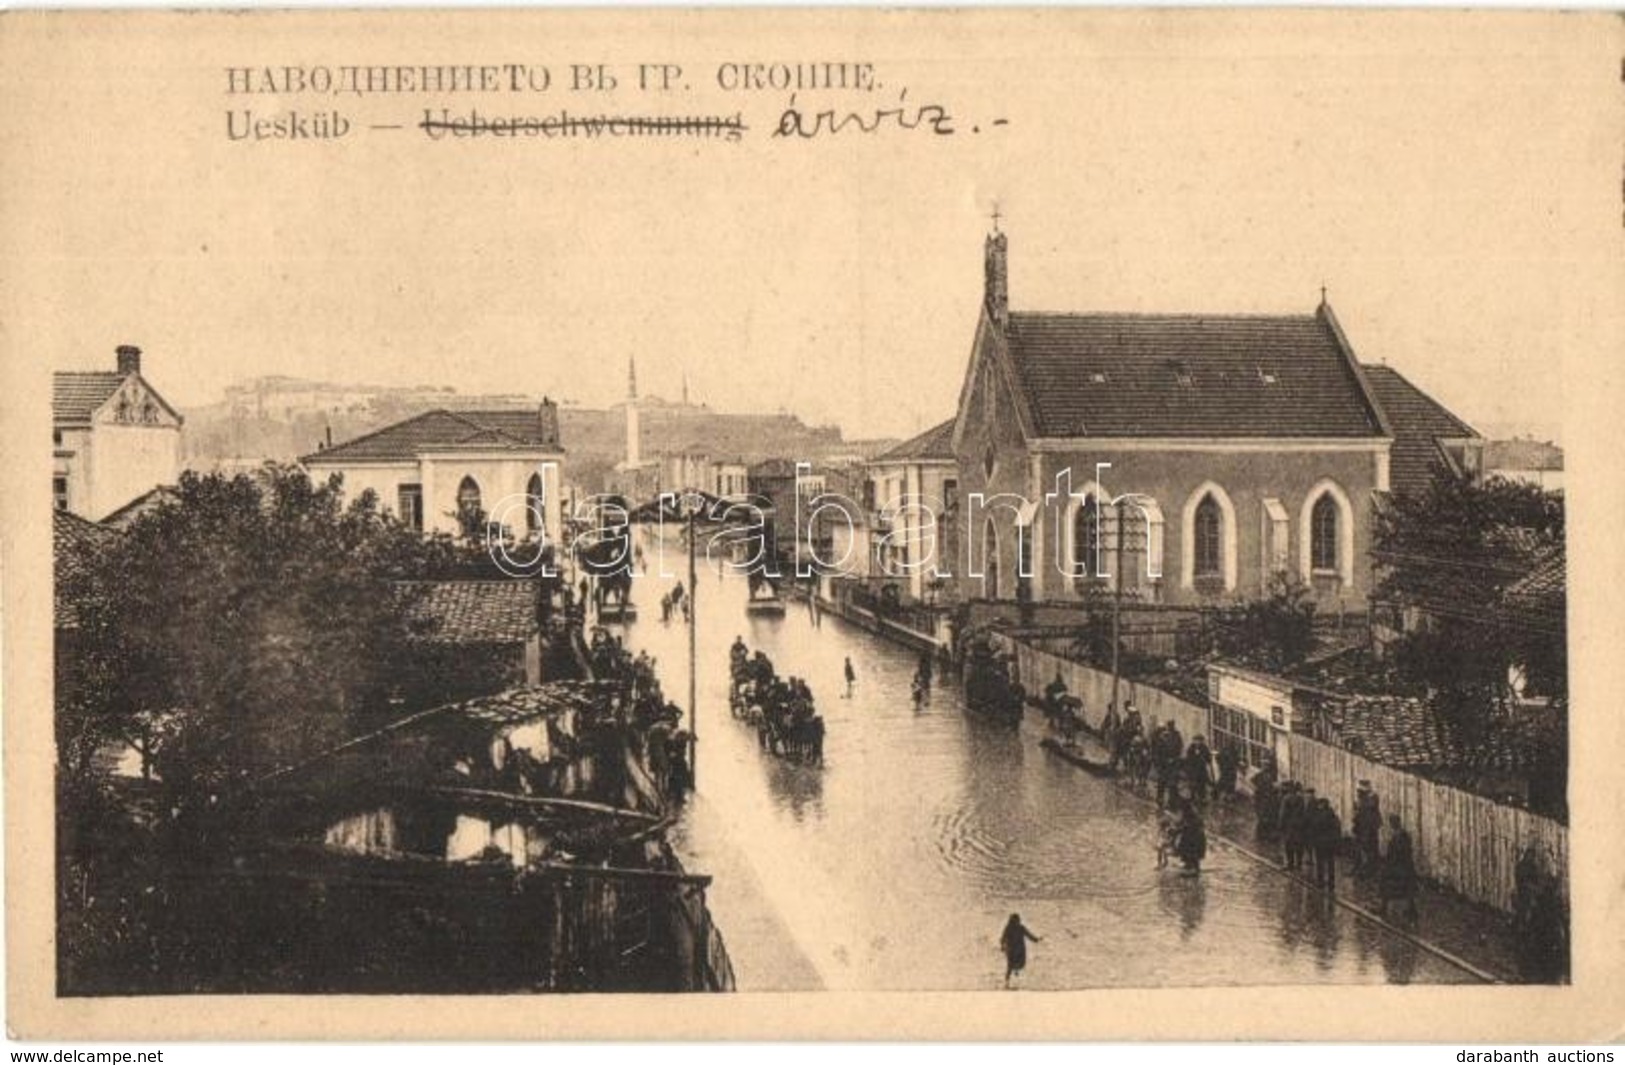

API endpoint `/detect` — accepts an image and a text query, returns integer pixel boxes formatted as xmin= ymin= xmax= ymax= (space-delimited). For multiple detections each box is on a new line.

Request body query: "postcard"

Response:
xmin=2 ymin=7 xmax=1620 ymax=1041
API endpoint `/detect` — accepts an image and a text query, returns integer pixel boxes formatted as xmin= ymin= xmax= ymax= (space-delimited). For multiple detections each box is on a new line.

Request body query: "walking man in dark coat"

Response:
xmin=1279 ymin=782 xmax=1306 ymax=871
xmin=1153 ymin=722 xmax=1184 ymax=809
xmin=1309 ymin=797 xmax=1342 ymax=891
xmin=999 ymin=913 xmax=1042 ymax=988
xmin=1352 ymin=781 xmax=1382 ymax=878
xmin=1174 ymin=801 xmax=1208 ymax=875
xmin=1252 ymin=758 xmax=1280 ymax=840
xmin=1379 ymin=814 xmax=1420 ymax=923
xmin=1184 ymin=735 xmax=1215 ymax=806
xmin=1215 ymin=743 xmax=1240 ymax=801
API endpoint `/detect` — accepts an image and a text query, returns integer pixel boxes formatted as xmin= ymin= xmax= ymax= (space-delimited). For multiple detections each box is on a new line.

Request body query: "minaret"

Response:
xmin=624 ymin=355 xmax=641 ymax=467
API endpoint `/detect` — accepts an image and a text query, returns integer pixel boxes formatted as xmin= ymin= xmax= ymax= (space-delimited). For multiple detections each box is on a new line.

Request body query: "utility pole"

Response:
xmin=1110 ymin=499 xmax=1124 ymax=719
xmin=687 ymin=503 xmax=698 ymax=791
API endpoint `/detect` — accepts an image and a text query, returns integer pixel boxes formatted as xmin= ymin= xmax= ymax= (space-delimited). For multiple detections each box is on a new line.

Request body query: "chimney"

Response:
xmin=538 ymin=396 xmax=559 ymax=445
xmin=983 ymin=232 xmax=1009 ymax=330
xmin=116 ymin=345 xmax=142 ymax=375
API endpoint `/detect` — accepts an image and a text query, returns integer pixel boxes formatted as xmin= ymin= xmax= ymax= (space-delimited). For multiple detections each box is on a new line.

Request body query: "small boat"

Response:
xmin=744 ymin=571 xmax=787 ymax=617
xmin=1039 ymin=737 xmax=1117 ymax=777
xmin=745 ymin=594 xmax=786 ymax=617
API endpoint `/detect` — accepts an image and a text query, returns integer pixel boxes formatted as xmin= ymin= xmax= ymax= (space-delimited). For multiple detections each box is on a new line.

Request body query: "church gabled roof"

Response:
xmin=994 ymin=306 xmax=1389 ymax=439
xmin=301 ymin=409 xmax=561 ymax=465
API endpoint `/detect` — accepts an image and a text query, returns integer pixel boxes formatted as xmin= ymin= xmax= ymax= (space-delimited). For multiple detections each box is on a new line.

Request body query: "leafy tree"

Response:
xmin=1217 ymin=573 xmax=1318 ymax=670
xmin=1373 ymin=472 xmax=1565 ymax=732
xmin=61 ymin=465 xmax=476 ymax=804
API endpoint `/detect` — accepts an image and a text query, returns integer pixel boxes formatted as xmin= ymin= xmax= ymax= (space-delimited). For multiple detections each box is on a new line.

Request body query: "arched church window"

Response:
xmin=1311 ymin=493 xmax=1339 ymax=573
xmin=1194 ymin=495 xmax=1222 ymax=578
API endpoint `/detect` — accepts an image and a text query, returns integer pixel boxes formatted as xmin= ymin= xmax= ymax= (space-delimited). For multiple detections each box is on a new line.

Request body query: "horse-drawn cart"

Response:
xmin=727 ymin=643 xmax=825 ymax=765
xmin=961 ymin=637 xmax=1026 ymax=729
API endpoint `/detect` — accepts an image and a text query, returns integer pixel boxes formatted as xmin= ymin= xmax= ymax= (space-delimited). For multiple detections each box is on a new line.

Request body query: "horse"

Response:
xmin=730 ymin=679 xmax=753 ymax=719
xmin=779 ymin=715 xmax=825 ymax=764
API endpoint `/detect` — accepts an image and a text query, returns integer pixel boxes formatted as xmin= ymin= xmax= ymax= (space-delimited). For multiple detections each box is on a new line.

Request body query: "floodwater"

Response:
xmin=613 ymin=533 xmax=1477 ymax=991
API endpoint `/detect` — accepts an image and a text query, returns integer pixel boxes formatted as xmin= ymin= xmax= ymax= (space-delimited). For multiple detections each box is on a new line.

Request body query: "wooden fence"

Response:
xmin=993 ymin=634 xmax=1568 ymax=915
xmin=1285 ymin=734 xmax=1568 ymax=914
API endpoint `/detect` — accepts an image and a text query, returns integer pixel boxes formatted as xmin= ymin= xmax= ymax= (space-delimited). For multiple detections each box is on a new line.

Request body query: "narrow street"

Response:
xmin=614 ymin=533 xmax=1478 ymax=991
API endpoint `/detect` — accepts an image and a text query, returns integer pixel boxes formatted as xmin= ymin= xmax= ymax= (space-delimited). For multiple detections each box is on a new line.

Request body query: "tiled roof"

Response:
xmin=259 ymin=680 xmax=620 ymax=794
xmin=54 ymin=510 xmax=119 ymax=628
xmin=1484 ymin=438 xmax=1563 ymax=472
xmin=303 ymin=409 xmax=559 ymax=464
xmin=871 ymin=419 xmax=956 ymax=463
xmin=1000 ymin=308 xmax=1387 ymax=438
xmin=53 ymin=372 xmax=127 ymax=423
xmin=395 ymin=580 xmax=541 ymax=645
xmin=99 ymin=485 xmax=180 ymax=531
xmin=748 ymin=458 xmax=799 ymax=480
xmin=1503 ymin=545 xmax=1565 ymax=631
xmin=1360 ymin=365 xmax=1478 ymax=498
xmin=1324 ymin=694 xmax=1545 ymax=774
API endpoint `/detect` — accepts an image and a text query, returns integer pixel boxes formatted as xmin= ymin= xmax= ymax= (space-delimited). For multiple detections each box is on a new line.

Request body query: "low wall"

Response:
xmin=991 ymin=632 xmax=1208 ymax=742
xmin=818 ymin=587 xmax=951 ymax=654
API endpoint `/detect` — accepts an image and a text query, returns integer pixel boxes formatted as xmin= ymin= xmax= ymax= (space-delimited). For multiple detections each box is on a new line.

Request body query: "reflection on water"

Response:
xmin=617 ymin=545 xmax=1476 ymax=991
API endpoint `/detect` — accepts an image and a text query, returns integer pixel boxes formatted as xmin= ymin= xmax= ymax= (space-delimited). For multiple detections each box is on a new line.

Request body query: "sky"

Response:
xmin=11 ymin=10 xmax=1618 ymax=444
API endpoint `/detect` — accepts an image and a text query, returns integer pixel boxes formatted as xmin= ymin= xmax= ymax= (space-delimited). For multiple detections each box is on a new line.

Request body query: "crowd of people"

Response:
xmin=728 ymin=637 xmax=826 ymax=764
xmin=1251 ymin=759 xmax=1415 ymax=909
xmin=586 ymin=626 xmax=692 ymax=796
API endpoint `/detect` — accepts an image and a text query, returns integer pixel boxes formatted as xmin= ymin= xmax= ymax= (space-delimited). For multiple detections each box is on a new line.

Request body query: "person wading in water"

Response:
xmin=999 ymin=913 xmax=1042 ymax=988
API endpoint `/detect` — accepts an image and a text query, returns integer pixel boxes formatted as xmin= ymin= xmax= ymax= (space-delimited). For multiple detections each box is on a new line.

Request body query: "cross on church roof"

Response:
xmin=990 ymin=202 xmax=1003 ymax=233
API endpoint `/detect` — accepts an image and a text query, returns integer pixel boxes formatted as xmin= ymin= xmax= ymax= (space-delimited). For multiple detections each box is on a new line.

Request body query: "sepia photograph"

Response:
xmin=3 ymin=6 xmax=1621 ymax=1043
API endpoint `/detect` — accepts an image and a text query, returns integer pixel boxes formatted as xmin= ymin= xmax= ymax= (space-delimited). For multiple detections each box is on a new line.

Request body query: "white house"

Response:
xmin=53 ymin=345 xmax=184 ymax=520
xmin=302 ymin=403 xmax=565 ymax=546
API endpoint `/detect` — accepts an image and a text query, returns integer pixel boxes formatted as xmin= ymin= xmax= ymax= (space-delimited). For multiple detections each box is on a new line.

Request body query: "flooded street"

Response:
xmin=614 ymin=536 xmax=1477 ymax=991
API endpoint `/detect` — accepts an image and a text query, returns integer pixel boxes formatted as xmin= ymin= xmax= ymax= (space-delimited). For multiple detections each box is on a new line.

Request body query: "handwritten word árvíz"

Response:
xmin=771 ymin=92 xmax=960 ymax=140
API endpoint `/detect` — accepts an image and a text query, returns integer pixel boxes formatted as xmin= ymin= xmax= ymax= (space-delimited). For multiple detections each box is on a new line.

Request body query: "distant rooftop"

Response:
xmin=871 ymin=419 xmax=956 ymax=464
xmin=1483 ymin=438 xmax=1563 ymax=472
xmin=301 ymin=408 xmax=562 ymax=464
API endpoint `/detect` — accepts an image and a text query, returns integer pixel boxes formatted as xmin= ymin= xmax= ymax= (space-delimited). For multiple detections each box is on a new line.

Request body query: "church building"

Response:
xmin=951 ymin=231 xmax=1480 ymax=611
